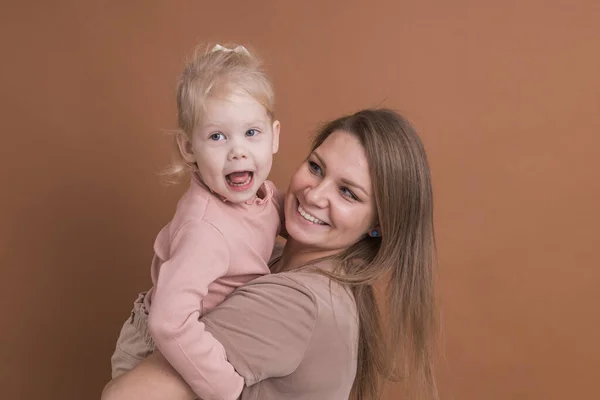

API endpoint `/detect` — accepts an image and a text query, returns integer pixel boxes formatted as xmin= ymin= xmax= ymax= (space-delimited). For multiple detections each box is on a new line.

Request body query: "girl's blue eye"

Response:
xmin=246 ymin=129 xmax=259 ymax=137
xmin=308 ymin=161 xmax=321 ymax=174
xmin=210 ymin=133 xmax=225 ymax=141
xmin=341 ymin=187 xmax=358 ymax=201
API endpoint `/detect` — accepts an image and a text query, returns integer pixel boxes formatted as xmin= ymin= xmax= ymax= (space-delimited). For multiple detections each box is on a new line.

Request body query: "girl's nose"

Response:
xmin=227 ymin=144 xmax=248 ymax=161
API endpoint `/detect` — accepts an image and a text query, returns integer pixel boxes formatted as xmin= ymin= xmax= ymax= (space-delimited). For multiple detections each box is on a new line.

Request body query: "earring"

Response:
xmin=369 ymin=229 xmax=380 ymax=238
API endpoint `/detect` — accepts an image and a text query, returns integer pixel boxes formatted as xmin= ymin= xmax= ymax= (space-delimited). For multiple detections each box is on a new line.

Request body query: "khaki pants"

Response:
xmin=110 ymin=292 xmax=156 ymax=378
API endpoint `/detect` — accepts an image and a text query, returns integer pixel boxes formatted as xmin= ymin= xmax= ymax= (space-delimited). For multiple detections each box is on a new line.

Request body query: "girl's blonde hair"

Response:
xmin=163 ymin=42 xmax=275 ymax=182
xmin=314 ymin=109 xmax=438 ymax=400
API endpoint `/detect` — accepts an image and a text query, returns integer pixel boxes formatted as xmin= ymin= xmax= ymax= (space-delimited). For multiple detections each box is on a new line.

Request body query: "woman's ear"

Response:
xmin=175 ymin=131 xmax=196 ymax=163
xmin=368 ymin=225 xmax=381 ymax=238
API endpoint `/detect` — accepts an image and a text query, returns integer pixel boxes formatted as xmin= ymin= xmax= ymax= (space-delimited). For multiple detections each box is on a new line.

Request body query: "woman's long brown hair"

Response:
xmin=312 ymin=109 xmax=438 ymax=400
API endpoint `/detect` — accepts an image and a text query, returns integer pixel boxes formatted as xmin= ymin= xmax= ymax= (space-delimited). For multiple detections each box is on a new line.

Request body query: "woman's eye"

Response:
xmin=246 ymin=129 xmax=259 ymax=137
xmin=210 ymin=133 xmax=225 ymax=141
xmin=308 ymin=161 xmax=322 ymax=175
xmin=341 ymin=187 xmax=358 ymax=201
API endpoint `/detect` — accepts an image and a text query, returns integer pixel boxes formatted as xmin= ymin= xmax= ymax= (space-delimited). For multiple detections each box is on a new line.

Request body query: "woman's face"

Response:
xmin=284 ymin=130 xmax=377 ymax=255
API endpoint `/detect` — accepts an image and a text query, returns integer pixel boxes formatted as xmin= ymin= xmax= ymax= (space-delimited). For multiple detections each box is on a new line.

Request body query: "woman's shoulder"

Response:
xmin=240 ymin=270 xmax=320 ymax=299
xmin=249 ymin=267 xmax=356 ymax=316
xmin=248 ymin=268 xmax=329 ymax=291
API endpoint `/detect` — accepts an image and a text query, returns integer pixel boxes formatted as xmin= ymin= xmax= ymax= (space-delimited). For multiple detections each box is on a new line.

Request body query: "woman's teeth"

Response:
xmin=298 ymin=205 xmax=326 ymax=225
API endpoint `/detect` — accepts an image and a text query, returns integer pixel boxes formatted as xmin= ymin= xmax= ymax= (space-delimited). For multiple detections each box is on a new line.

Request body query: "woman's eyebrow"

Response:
xmin=313 ymin=151 xmax=327 ymax=168
xmin=341 ymin=177 xmax=368 ymax=196
xmin=314 ymin=151 xmax=368 ymax=196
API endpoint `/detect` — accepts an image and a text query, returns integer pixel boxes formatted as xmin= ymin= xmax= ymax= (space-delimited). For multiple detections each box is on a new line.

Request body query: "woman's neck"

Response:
xmin=280 ymin=238 xmax=340 ymax=272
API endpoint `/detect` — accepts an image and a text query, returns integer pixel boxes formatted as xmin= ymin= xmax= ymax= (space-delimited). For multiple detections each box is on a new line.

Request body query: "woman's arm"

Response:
xmin=101 ymin=352 xmax=196 ymax=400
xmin=102 ymin=273 xmax=318 ymax=399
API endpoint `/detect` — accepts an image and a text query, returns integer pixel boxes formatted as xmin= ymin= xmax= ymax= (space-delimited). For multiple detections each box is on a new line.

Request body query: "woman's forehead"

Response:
xmin=314 ymin=130 xmax=372 ymax=192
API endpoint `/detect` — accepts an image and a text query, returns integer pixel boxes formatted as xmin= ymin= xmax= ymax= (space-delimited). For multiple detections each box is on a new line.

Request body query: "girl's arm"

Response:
xmin=148 ymin=219 xmax=243 ymax=400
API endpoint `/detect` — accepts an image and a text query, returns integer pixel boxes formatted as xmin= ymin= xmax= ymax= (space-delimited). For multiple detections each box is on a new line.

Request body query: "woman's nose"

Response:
xmin=304 ymin=182 xmax=329 ymax=208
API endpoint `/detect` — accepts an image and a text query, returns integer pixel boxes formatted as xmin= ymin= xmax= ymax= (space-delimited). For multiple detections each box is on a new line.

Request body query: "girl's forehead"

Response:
xmin=208 ymin=80 xmax=273 ymax=113
xmin=201 ymin=94 xmax=268 ymax=119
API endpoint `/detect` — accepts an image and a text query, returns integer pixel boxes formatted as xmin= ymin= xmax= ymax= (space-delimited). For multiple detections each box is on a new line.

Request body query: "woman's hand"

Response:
xmin=101 ymin=352 xmax=197 ymax=400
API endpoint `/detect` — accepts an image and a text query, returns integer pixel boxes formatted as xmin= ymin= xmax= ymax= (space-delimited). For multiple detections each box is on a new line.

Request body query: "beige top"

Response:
xmin=203 ymin=261 xmax=359 ymax=399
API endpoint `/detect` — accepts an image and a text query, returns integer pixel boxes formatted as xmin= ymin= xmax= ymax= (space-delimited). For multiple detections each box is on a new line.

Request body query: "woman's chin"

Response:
xmin=286 ymin=221 xmax=322 ymax=246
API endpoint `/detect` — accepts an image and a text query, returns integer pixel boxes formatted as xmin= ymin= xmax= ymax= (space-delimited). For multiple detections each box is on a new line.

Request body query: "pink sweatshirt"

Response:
xmin=145 ymin=173 xmax=283 ymax=400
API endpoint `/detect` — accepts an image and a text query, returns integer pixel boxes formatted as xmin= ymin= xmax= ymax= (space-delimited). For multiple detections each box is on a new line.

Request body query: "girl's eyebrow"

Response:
xmin=201 ymin=122 xmax=222 ymax=130
xmin=246 ymin=120 xmax=267 ymax=127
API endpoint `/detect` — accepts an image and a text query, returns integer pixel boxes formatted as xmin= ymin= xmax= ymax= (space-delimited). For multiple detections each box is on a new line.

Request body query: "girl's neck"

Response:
xmin=280 ymin=238 xmax=340 ymax=272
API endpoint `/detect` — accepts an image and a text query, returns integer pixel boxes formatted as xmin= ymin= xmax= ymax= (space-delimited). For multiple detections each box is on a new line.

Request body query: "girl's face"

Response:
xmin=178 ymin=91 xmax=280 ymax=203
xmin=284 ymin=130 xmax=377 ymax=256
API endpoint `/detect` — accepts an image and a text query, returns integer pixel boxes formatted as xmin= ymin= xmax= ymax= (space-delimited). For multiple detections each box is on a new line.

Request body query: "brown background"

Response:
xmin=1 ymin=1 xmax=599 ymax=399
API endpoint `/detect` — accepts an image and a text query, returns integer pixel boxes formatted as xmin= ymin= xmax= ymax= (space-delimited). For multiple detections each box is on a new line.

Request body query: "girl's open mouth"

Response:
xmin=226 ymin=171 xmax=254 ymax=191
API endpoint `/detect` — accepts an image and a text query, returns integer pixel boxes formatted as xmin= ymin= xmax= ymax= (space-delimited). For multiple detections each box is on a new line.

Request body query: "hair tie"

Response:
xmin=211 ymin=44 xmax=250 ymax=56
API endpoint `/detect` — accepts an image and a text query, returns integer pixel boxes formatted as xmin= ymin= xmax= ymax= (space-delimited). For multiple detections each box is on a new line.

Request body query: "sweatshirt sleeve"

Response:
xmin=202 ymin=274 xmax=317 ymax=386
xmin=147 ymin=219 xmax=243 ymax=400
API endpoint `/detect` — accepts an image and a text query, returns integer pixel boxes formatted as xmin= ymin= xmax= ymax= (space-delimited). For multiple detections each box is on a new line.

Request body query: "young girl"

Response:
xmin=110 ymin=43 xmax=283 ymax=400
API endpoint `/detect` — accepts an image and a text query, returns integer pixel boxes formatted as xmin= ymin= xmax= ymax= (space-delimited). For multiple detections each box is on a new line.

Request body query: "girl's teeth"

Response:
xmin=229 ymin=177 xmax=251 ymax=186
xmin=227 ymin=173 xmax=252 ymax=186
xmin=298 ymin=205 xmax=326 ymax=225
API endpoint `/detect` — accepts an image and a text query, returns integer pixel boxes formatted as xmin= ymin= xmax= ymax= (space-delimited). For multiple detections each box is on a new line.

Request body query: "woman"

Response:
xmin=102 ymin=108 xmax=438 ymax=400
